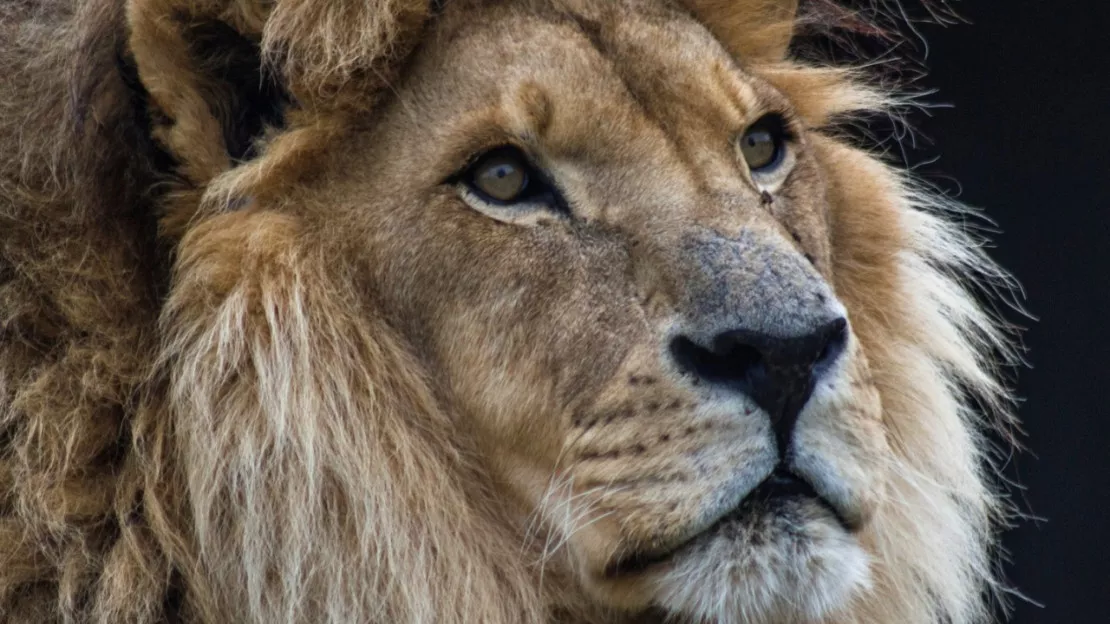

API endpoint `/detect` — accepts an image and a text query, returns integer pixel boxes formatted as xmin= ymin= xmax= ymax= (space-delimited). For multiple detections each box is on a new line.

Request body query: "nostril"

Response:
xmin=669 ymin=335 xmax=763 ymax=391
xmin=669 ymin=317 xmax=848 ymax=399
xmin=669 ymin=317 xmax=848 ymax=456
xmin=813 ymin=317 xmax=848 ymax=376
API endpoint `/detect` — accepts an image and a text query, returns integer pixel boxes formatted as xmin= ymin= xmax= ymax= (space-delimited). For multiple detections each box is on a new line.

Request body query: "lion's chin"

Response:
xmin=648 ymin=497 xmax=871 ymax=624
xmin=587 ymin=493 xmax=871 ymax=623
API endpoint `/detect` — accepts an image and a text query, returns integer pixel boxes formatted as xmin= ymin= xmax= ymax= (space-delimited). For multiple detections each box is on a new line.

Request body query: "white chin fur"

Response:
xmin=650 ymin=506 xmax=871 ymax=624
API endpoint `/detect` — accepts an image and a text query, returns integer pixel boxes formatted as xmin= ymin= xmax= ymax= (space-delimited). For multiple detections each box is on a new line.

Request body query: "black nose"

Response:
xmin=670 ymin=317 xmax=848 ymax=455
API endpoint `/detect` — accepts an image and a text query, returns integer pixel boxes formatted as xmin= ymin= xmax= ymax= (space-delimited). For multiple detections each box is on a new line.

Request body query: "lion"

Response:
xmin=0 ymin=0 xmax=1020 ymax=622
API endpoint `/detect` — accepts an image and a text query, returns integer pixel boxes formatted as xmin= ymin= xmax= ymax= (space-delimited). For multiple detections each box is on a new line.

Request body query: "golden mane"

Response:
xmin=0 ymin=1 xmax=1018 ymax=622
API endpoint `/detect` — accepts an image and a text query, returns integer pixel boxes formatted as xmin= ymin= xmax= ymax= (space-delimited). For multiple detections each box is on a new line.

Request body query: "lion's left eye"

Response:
xmin=738 ymin=114 xmax=789 ymax=174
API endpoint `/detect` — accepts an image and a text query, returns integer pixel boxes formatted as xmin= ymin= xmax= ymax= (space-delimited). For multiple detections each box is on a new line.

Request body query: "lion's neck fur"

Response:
xmin=148 ymin=212 xmax=550 ymax=622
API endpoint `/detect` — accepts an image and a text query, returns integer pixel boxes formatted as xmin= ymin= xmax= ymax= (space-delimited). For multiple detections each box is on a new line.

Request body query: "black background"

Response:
xmin=900 ymin=1 xmax=1108 ymax=622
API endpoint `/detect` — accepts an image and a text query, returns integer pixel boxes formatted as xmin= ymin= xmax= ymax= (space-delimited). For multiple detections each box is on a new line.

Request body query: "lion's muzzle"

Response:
xmin=669 ymin=316 xmax=848 ymax=457
xmin=659 ymin=227 xmax=850 ymax=462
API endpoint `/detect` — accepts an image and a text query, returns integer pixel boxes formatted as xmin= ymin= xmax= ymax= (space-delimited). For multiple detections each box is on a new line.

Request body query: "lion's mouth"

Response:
xmin=603 ymin=469 xmax=855 ymax=578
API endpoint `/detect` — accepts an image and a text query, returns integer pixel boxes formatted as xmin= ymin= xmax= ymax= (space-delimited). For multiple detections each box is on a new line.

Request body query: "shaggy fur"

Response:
xmin=0 ymin=0 xmax=1017 ymax=622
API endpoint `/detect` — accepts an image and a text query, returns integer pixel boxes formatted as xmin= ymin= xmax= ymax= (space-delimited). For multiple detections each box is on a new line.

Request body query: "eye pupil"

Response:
xmin=739 ymin=116 xmax=786 ymax=172
xmin=470 ymin=151 xmax=528 ymax=202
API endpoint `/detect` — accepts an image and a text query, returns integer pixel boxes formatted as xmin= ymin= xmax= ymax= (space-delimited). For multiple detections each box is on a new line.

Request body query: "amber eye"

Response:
xmin=739 ymin=114 xmax=787 ymax=173
xmin=466 ymin=147 xmax=530 ymax=203
xmin=455 ymin=146 xmax=568 ymax=218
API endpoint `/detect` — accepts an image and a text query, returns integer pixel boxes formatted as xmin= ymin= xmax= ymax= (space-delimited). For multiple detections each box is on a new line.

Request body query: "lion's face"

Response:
xmin=0 ymin=0 xmax=1015 ymax=620
xmin=295 ymin=1 xmax=887 ymax=620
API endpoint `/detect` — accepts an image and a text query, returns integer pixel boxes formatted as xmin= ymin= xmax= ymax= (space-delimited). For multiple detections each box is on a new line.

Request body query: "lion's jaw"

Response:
xmin=531 ymin=336 xmax=886 ymax=624
xmin=592 ymin=342 xmax=885 ymax=624
xmin=327 ymin=2 xmax=891 ymax=621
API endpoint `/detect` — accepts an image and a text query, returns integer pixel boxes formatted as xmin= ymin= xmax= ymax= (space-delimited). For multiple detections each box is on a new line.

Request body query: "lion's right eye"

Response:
xmin=456 ymin=146 xmax=567 ymax=218
xmin=467 ymin=148 xmax=530 ymax=203
xmin=463 ymin=144 xmax=541 ymax=203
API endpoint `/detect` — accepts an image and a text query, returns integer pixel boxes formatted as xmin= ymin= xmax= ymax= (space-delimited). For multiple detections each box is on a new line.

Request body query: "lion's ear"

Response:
xmin=126 ymin=0 xmax=430 ymax=234
xmin=681 ymin=0 xmax=799 ymax=63
xmin=127 ymin=0 xmax=278 ymax=187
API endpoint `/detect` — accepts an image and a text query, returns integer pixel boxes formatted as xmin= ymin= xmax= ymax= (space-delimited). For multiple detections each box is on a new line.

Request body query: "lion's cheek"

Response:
xmin=792 ymin=340 xmax=889 ymax=530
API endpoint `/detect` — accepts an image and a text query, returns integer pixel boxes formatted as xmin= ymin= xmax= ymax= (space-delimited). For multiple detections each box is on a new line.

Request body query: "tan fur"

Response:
xmin=0 ymin=1 xmax=1017 ymax=622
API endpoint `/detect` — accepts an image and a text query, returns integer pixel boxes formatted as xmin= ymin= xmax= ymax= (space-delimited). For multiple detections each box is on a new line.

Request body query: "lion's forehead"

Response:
xmin=407 ymin=0 xmax=770 ymax=150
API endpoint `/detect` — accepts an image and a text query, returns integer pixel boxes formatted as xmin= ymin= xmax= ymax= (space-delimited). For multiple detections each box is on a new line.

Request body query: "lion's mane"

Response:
xmin=0 ymin=1 xmax=1019 ymax=622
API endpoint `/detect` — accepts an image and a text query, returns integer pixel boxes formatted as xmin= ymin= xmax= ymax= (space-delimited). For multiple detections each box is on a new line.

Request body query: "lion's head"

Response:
xmin=0 ymin=0 xmax=1018 ymax=622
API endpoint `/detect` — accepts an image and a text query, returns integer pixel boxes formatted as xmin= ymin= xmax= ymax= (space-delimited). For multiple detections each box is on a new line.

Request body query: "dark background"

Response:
xmin=899 ymin=1 xmax=1109 ymax=622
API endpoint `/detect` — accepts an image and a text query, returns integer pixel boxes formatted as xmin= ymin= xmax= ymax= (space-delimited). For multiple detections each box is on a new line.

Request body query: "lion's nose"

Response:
xmin=670 ymin=317 xmax=848 ymax=455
